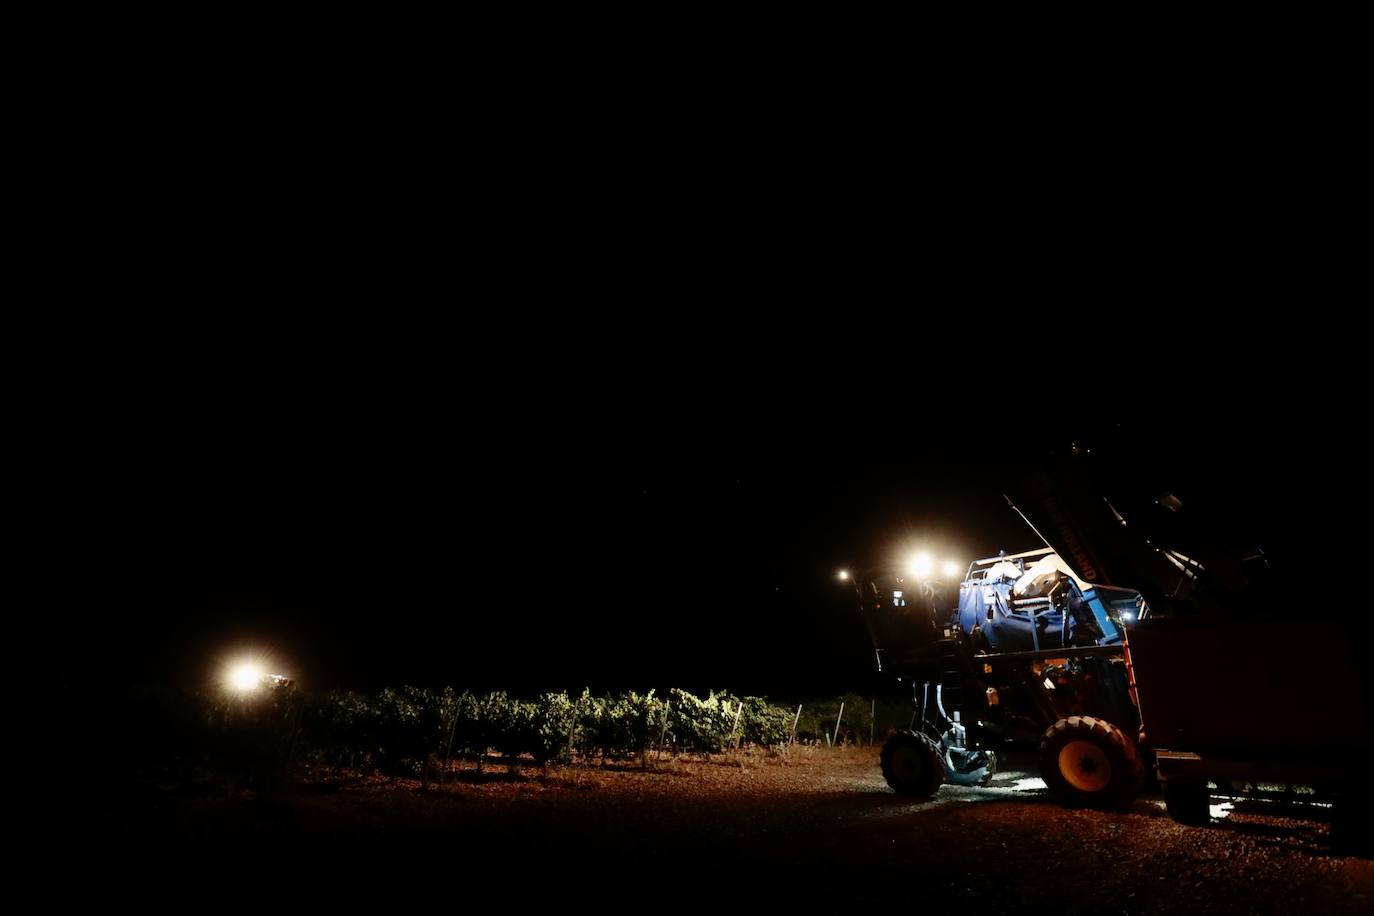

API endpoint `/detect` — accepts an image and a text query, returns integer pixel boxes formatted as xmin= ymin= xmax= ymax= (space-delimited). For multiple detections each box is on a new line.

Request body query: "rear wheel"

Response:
xmin=1163 ymin=779 xmax=1210 ymax=825
xmin=1331 ymin=784 xmax=1374 ymax=857
xmin=1038 ymin=716 xmax=1143 ymax=808
xmin=880 ymin=730 xmax=945 ymax=797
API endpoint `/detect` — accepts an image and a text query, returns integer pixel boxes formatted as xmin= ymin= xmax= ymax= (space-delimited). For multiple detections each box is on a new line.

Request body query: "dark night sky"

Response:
xmin=34 ymin=46 xmax=1361 ymax=698
xmin=11 ymin=24 xmax=1357 ymax=766
xmin=57 ymin=378 xmax=1020 ymax=696
xmin=49 ymin=353 xmax=1355 ymax=700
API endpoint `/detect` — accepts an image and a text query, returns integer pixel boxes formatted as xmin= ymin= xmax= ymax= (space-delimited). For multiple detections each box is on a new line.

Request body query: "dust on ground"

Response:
xmin=53 ymin=747 xmax=1372 ymax=913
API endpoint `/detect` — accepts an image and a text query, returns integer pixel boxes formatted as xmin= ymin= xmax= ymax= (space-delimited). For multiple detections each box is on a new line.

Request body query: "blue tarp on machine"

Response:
xmin=957 ymin=579 xmax=1115 ymax=652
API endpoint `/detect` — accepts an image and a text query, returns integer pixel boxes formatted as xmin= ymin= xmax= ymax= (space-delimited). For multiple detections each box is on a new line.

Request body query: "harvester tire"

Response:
xmin=1331 ymin=784 xmax=1374 ymax=857
xmin=1038 ymin=716 xmax=1144 ymax=809
xmin=1163 ymin=779 xmax=1210 ymax=825
xmin=880 ymin=730 xmax=945 ymax=798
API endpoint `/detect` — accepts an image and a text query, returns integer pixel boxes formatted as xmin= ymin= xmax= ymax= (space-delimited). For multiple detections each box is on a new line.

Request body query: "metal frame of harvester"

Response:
xmin=853 ymin=456 xmax=1371 ymax=853
xmin=853 ymin=546 xmax=1147 ymax=807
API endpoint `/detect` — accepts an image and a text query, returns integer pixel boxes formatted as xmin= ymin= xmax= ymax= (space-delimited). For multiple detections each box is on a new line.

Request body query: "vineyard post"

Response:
xmin=599 ymin=697 xmax=607 ymax=768
xmin=569 ymin=692 xmax=584 ymax=785
xmin=277 ymin=697 xmax=305 ymax=792
xmin=656 ymin=697 xmax=672 ymax=761
xmin=832 ymin=701 xmax=845 ymax=747
xmin=789 ymin=704 xmax=802 ymax=745
xmin=443 ymin=701 xmax=460 ymax=783
xmin=869 ymin=698 xmax=875 ymax=747
xmin=475 ymin=696 xmax=485 ymax=775
xmin=730 ymin=701 xmax=743 ymax=751
xmin=321 ymin=692 xmax=340 ymax=779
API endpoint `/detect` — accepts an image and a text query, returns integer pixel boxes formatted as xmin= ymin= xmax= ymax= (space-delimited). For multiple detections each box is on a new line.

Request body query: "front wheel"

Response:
xmin=1038 ymin=716 xmax=1143 ymax=809
xmin=880 ymin=730 xmax=945 ymax=798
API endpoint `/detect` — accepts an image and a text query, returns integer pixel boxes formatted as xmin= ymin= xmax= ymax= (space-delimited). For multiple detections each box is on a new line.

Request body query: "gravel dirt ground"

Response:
xmin=58 ymin=747 xmax=1372 ymax=912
